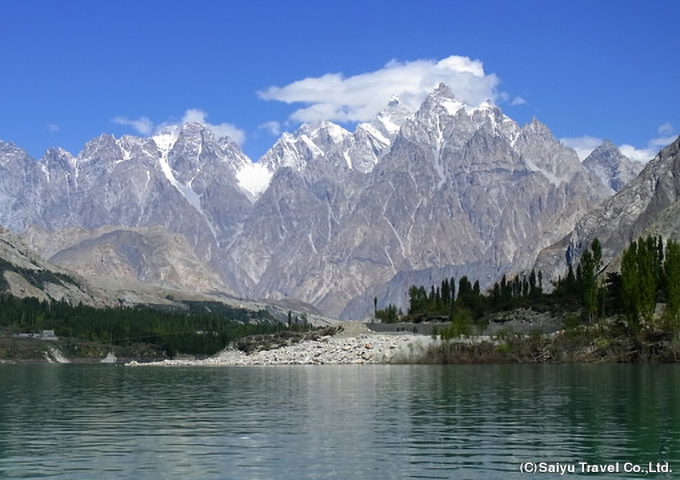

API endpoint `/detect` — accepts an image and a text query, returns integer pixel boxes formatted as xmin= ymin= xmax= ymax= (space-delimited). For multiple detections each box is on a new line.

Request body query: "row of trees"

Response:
xmin=407 ymin=276 xmax=482 ymax=317
xmin=0 ymin=295 xmax=282 ymax=357
xmin=620 ymin=236 xmax=680 ymax=332
xmin=403 ymin=268 xmax=546 ymax=322
xmin=382 ymin=235 xmax=680 ymax=338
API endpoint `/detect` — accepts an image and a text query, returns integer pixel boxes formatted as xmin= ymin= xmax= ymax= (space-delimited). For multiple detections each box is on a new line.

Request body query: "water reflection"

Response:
xmin=0 ymin=364 xmax=678 ymax=479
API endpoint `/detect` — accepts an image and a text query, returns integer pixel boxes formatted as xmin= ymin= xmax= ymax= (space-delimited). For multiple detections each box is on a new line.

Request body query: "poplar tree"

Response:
xmin=580 ymin=249 xmax=597 ymax=322
xmin=638 ymin=238 xmax=657 ymax=325
xmin=665 ymin=239 xmax=680 ymax=326
xmin=441 ymin=279 xmax=451 ymax=309
xmin=621 ymin=240 xmax=641 ymax=331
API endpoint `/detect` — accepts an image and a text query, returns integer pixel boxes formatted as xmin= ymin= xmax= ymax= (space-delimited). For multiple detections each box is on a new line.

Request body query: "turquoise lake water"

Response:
xmin=0 ymin=364 xmax=679 ymax=479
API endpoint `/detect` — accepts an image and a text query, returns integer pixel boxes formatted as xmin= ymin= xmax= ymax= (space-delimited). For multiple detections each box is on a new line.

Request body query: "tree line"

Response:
xmin=0 ymin=295 xmax=284 ymax=357
xmin=377 ymin=235 xmax=680 ymax=338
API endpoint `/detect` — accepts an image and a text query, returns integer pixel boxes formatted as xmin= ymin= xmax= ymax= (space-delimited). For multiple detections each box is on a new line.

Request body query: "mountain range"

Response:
xmin=0 ymin=83 xmax=651 ymax=318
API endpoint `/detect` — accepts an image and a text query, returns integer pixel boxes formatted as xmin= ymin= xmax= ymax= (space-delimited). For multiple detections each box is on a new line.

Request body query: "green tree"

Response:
xmin=579 ymin=249 xmax=598 ymax=323
xmin=408 ymin=285 xmax=428 ymax=315
xmin=566 ymin=264 xmax=577 ymax=296
xmin=376 ymin=304 xmax=399 ymax=323
xmin=441 ymin=279 xmax=451 ymax=310
xmin=458 ymin=276 xmax=472 ymax=306
xmin=529 ymin=269 xmax=537 ymax=297
xmin=492 ymin=282 xmax=501 ymax=307
xmin=591 ymin=238 xmax=602 ymax=272
xmin=440 ymin=309 xmax=472 ymax=340
xmin=665 ymin=239 xmax=680 ymax=327
xmin=638 ymin=238 xmax=657 ymax=325
xmin=621 ymin=241 xmax=644 ymax=332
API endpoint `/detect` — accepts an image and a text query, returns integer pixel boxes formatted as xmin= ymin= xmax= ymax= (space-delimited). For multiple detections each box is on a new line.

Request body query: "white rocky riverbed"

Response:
xmin=127 ymin=323 xmax=444 ymax=366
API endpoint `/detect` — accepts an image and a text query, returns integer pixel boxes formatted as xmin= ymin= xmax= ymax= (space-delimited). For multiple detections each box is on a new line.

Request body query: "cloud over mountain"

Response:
xmin=257 ymin=55 xmax=502 ymax=123
xmin=113 ymin=110 xmax=246 ymax=145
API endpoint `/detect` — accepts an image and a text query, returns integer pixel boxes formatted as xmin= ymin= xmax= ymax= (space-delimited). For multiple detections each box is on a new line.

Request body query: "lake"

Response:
xmin=0 ymin=364 xmax=678 ymax=479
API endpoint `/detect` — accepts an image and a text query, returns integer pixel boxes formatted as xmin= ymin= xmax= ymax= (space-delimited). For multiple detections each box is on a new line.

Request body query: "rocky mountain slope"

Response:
xmin=0 ymin=83 xmax=613 ymax=318
xmin=582 ymin=140 xmax=643 ymax=193
xmin=0 ymin=226 xmax=111 ymax=307
xmin=535 ymin=136 xmax=680 ymax=283
xmin=22 ymin=224 xmax=230 ymax=294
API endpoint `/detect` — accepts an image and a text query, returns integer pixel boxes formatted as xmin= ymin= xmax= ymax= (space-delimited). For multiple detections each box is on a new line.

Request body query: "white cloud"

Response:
xmin=618 ymin=144 xmax=658 ymax=163
xmin=562 ymin=133 xmax=677 ymax=163
xmin=46 ymin=124 xmax=60 ymax=132
xmin=258 ymin=55 xmax=502 ymax=123
xmin=657 ymin=121 xmax=674 ymax=135
xmin=560 ymin=136 xmax=604 ymax=161
xmin=648 ymin=135 xmax=678 ymax=149
xmin=511 ymin=96 xmax=526 ymax=106
xmin=180 ymin=109 xmax=246 ymax=145
xmin=257 ymin=120 xmax=281 ymax=136
xmin=112 ymin=110 xmax=246 ymax=146
xmin=112 ymin=116 xmax=154 ymax=135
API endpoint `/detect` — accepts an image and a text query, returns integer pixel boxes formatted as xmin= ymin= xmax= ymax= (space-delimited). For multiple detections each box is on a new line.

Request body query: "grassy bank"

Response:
xmin=417 ymin=317 xmax=680 ymax=364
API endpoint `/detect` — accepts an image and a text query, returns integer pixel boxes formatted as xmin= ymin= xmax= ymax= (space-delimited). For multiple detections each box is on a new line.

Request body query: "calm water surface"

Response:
xmin=1 ymin=364 xmax=679 ymax=479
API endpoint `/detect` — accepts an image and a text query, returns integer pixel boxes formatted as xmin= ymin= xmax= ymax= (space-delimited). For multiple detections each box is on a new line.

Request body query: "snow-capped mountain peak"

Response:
xmin=371 ymin=96 xmax=413 ymax=137
xmin=152 ymin=125 xmax=180 ymax=156
xmin=417 ymin=82 xmax=466 ymax=118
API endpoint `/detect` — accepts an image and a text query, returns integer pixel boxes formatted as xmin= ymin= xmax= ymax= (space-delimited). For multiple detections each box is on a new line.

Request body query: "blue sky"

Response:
xmin=1 ymin=0 xmax=678 ymax=162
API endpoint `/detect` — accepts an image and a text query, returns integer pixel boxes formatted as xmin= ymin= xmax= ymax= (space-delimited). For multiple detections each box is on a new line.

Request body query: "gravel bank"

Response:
xmin=128 ymin=324 xmax=440 ymax=366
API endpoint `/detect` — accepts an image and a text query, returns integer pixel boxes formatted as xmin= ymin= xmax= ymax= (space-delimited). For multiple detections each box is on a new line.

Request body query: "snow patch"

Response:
xmin=307 ymin=233 xmax=318 ymax=254
xmin=40 ymin=163 xmax=50 ymax=182
xmin=376 ymin=115 xmax=402 ymax=135
xmin=343 ymin=150 xmax=353 ymax=169
xmin=300 ymin=135 xmax=324 ymax=157
xmin=440 ymin=97 xmax=465 ymax=116
xmin=322 ymin=122 xmax=351 ymax=144
xmin=153 ymin=128 xmax=219 ymax=239
xmin=359 ymin=123 xmax=390 ymax=146
xmin=152 ymin=127 xmax=179 ymax=155
xmin=236 ymin=163 xmax=273 ymax=198
xmin=117 ymin=144 xmax=133 ymax=163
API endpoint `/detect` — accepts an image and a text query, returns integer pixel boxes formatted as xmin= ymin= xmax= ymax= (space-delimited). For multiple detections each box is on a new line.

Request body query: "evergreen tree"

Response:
xmin=638 ymin=238 xmax=657 ymax=325
xmin=664 ymin=239 xmax=680 ymax=326
xmin=458 ymin=276 xmax=472 ymax=306
xmin=591 ymin=238 xmax=602 ymax=272
xmin=579 ymin=249 xmax=597 ymax=322
xmin=492 ymin=282 xmax=501 ymax=307
xmin=408 ymin=285 xmax=428 ymax=314
xmin=566 ymin=264 xmax=577 ymax=296
xmin=500 ymin=275 xmax=510 ymax=302
xmin=441 ymin=279 xmax=451 ymax=309
xmin=621 ymin=241 xmax=641 ymax=331
xmin=529 ymin=269 xmax=537 ymax=297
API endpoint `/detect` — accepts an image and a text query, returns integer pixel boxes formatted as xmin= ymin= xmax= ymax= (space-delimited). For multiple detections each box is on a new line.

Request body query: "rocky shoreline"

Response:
xmin=127 ymin=323 xmax=442 ymax=366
